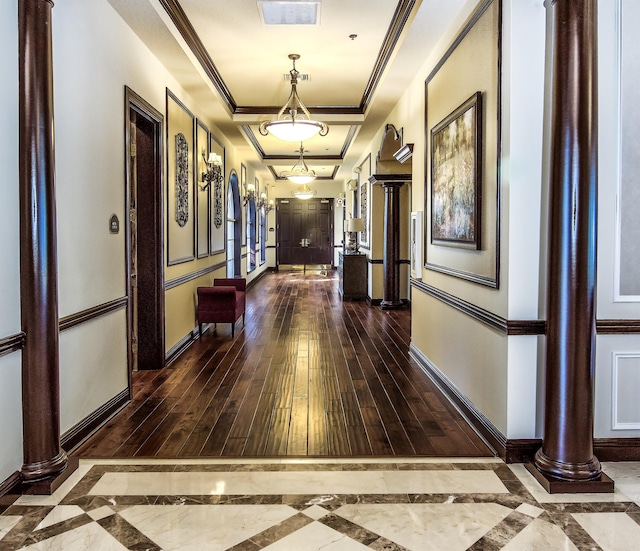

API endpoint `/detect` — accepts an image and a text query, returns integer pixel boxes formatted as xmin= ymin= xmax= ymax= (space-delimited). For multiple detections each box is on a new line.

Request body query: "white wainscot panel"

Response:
xmin=506 ymin=336 xmax=539 ymax=439
xmin=0 ymin=352 xmax=23 ymax=484
xmin=59 ymin=309 xmax=128 ymax=434
xmin=612 ymin=352 xmax=640 ymax=430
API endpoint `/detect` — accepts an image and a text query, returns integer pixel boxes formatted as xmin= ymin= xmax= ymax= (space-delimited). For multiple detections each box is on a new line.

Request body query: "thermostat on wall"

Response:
xmin=110 ymin=214 xmax=120 ymax=234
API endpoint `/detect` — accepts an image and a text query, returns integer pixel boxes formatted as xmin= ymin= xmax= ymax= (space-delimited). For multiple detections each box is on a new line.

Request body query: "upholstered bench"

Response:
xmin=197 ymin=278 xmax=246 ymax=337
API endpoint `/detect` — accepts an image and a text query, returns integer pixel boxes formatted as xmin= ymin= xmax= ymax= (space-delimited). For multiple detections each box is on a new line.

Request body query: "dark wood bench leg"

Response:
xmin=231 ymin=323 xmax=235 ymax=338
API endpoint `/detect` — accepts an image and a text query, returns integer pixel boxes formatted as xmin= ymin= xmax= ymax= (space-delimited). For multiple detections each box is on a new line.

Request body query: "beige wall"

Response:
xmin=51 ymin=0 xmax=273 ymax=433
xmin=363 ymin=0 xmax=546 ymax=438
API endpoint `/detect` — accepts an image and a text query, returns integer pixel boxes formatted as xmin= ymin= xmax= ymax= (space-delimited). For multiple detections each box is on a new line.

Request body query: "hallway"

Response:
xmin=74 ymin=271 xmax=492 ymax=459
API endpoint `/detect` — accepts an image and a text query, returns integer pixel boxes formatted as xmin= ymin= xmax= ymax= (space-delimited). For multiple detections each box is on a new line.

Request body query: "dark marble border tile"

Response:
xmin=549 ymin=512 xmax=604 ymax=551
xmin=467 ymin=510 xmax=533 ymax=549
xmin=320 ymin=513 xmax=380 ymax=545
xmin=98 ymin=513 xmax=162 ymax=550
xmin=0 ymin=505 xmax=53 ymax=550
xmin=17 ymin=514 xmax=93 ymax=547
xmin=246 ymin=512 xmax=313 ymax=548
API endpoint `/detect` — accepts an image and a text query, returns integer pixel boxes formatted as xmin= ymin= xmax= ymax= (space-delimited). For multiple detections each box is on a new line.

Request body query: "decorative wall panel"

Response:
xmin=166 ymin=89 xmax=195 ymax=265
xmin=424 ymin=0 xmax=501 ymax=287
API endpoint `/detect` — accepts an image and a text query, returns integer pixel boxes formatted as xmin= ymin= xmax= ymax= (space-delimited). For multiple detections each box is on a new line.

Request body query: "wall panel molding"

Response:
xmin=59 ymin=297 xmax=128 ymax=332
xmin=611 ymin=352 xmax=640 ymax=430
xmin=0 ymin=333 xmax=25 ymax=359
xmin=597 ymin=319 xmax=640 ymax=334
xmin=411 ymin=280 xmax=545 ymax=335
xmin=412 ymin=280 xmax=640 ymax=335
xmin=164 ymin=261 xmax=226 ymax=290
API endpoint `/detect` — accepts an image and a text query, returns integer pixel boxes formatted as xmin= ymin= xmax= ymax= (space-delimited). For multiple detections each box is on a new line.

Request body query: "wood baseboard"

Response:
xmin=410 ymin=343 xmax=507 ymax=459
xmin=594 ymin=438 xmax=640 ymax=461
xmin=61 ymin=388 xmax=131 ymax=453
xmin=0 ymin=472 xmax=21 ymax=510
xmin=409 ymin=344 xmax=640 ymax=463
xmin=165 ymin=330 xmax=197 ymax=366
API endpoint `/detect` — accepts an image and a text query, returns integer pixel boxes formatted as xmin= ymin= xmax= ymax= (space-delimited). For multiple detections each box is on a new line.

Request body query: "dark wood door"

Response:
xmin=277 ymin=198 xmax=333 ymax=265
xmin=127 ymin=90 xmax=165 ymax=371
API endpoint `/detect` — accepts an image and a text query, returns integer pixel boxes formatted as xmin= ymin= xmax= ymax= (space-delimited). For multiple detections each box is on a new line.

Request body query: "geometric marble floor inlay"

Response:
xmin=1 ymin=458 xmax=640 ymax=551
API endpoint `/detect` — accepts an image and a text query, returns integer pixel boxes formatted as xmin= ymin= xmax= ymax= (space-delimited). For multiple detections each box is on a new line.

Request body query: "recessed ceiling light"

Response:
xmin=258 ymin=1 xmax=321 ymax=26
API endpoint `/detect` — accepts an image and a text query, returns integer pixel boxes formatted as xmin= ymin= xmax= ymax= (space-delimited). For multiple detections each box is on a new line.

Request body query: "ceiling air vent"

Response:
xmin=283 ymin=73 xmax=309 ymax=81
xmin=258 ymin=1 xmax=321 ymax=26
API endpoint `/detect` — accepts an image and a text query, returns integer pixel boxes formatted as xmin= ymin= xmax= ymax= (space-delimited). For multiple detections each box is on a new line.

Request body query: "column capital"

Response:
xmin=368 ymin=174 xmax=411 ymax=187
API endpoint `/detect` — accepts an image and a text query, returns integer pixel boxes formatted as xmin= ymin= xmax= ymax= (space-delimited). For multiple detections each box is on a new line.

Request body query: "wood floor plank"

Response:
xmin=74 ymin=271 xmax=493 ymax=459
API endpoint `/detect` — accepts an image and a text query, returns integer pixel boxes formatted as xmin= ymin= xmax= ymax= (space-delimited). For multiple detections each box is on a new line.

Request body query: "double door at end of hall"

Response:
xmin=277 ymin=198 xmax=334 ymax=265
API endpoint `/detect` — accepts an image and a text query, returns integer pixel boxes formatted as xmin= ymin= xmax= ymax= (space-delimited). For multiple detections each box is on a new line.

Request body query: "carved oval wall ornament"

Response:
xmin=175 ymin=133 xmax=189 ymax=227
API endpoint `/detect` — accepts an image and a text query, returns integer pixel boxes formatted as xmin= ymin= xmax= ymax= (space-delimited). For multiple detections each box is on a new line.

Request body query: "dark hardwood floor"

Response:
xmin=74 ymin=271 xmax=493 ymax=458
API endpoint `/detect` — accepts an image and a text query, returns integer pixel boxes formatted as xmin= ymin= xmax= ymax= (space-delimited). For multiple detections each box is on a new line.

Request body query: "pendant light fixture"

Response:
xmin=291 ymin=184 xmax=317 ymax=200
xmin=281 ymin=143 xmax=316 ymax=184
xmin=259 ymin=54 xmax=329 ymax=142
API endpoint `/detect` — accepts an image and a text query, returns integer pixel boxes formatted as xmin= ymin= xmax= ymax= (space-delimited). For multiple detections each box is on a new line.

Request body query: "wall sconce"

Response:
xmin=345 ymin=217 xmax=364 ymax=254
xmin=243 ymin=181 xmax=256 ymax=207
xmin=257 ymin=192 xmax=275 ymax=214
xmin=200 ymin=152 xmax=222 ymax=191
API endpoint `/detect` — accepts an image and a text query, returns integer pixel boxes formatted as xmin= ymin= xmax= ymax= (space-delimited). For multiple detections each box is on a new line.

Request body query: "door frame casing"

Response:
xmin=124 ymin=86 xmax=165 ymax=376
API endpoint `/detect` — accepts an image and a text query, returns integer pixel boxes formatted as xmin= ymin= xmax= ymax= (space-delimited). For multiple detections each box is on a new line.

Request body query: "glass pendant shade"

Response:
xmin=259 ymin=54 xmax=328 ymax=142
xmin=265 ymin=119 xmax=326 ymax=142
xmin=291 ymin=184 xmax=317 ymax=200
xmin=281 ymin=143 xmax=316 ymax=184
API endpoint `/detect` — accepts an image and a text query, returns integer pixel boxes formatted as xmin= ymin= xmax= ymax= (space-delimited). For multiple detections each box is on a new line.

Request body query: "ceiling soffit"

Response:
xmin=158 ymin=0 xmax=417 ymax=117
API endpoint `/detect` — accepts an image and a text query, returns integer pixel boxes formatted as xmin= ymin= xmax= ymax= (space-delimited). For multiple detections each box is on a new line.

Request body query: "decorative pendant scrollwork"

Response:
xmin=360 ymin=183 xmax=368 ymax=245
xmin=175 ymin=133 xmax=189 ymax=227
xmin=213 ymin=170 xmax=223 ymax=229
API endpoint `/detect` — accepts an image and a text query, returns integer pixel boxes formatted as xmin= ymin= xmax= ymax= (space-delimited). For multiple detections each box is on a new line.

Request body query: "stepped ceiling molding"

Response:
xmin=106 ymin=0 xmax=469 ymax=183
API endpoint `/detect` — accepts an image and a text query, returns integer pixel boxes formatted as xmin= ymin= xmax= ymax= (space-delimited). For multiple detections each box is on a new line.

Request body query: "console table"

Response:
xmin=338 ymin=252 xmax=367 ymax=300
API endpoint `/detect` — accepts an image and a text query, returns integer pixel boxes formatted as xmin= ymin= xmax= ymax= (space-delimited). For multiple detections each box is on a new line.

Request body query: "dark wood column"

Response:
xmin=527 ymin=0 xmax=612 ymax=493
xmin=19 ymin=0 xmax=69 ymax=490
xmin=371 ymin=175 xmax=410 ymax=310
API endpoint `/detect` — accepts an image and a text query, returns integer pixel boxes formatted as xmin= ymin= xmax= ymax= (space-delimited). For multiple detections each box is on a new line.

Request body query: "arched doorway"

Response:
xmin=226 ymin=171 xmax=242 ymax=277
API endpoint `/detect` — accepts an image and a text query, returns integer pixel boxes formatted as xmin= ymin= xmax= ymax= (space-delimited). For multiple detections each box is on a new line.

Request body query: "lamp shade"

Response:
xmin=207 ymin=152 xmax=222 ymax=165
xmin=346 ymin=218 xmax=365 ymax=232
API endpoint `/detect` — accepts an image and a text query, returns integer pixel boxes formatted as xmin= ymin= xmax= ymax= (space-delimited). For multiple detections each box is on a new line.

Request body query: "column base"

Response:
xmin=21 ymin=452 xmax=78 ymax=495
xmin=380 ymin=300 xmax=404 ymax=310
xmin=525 ymin=462 xmax=614 ymax=494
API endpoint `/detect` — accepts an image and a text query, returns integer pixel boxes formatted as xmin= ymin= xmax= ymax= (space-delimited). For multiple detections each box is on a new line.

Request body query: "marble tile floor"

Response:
xmin=1 ymin=458 xmax=640 ymax=551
